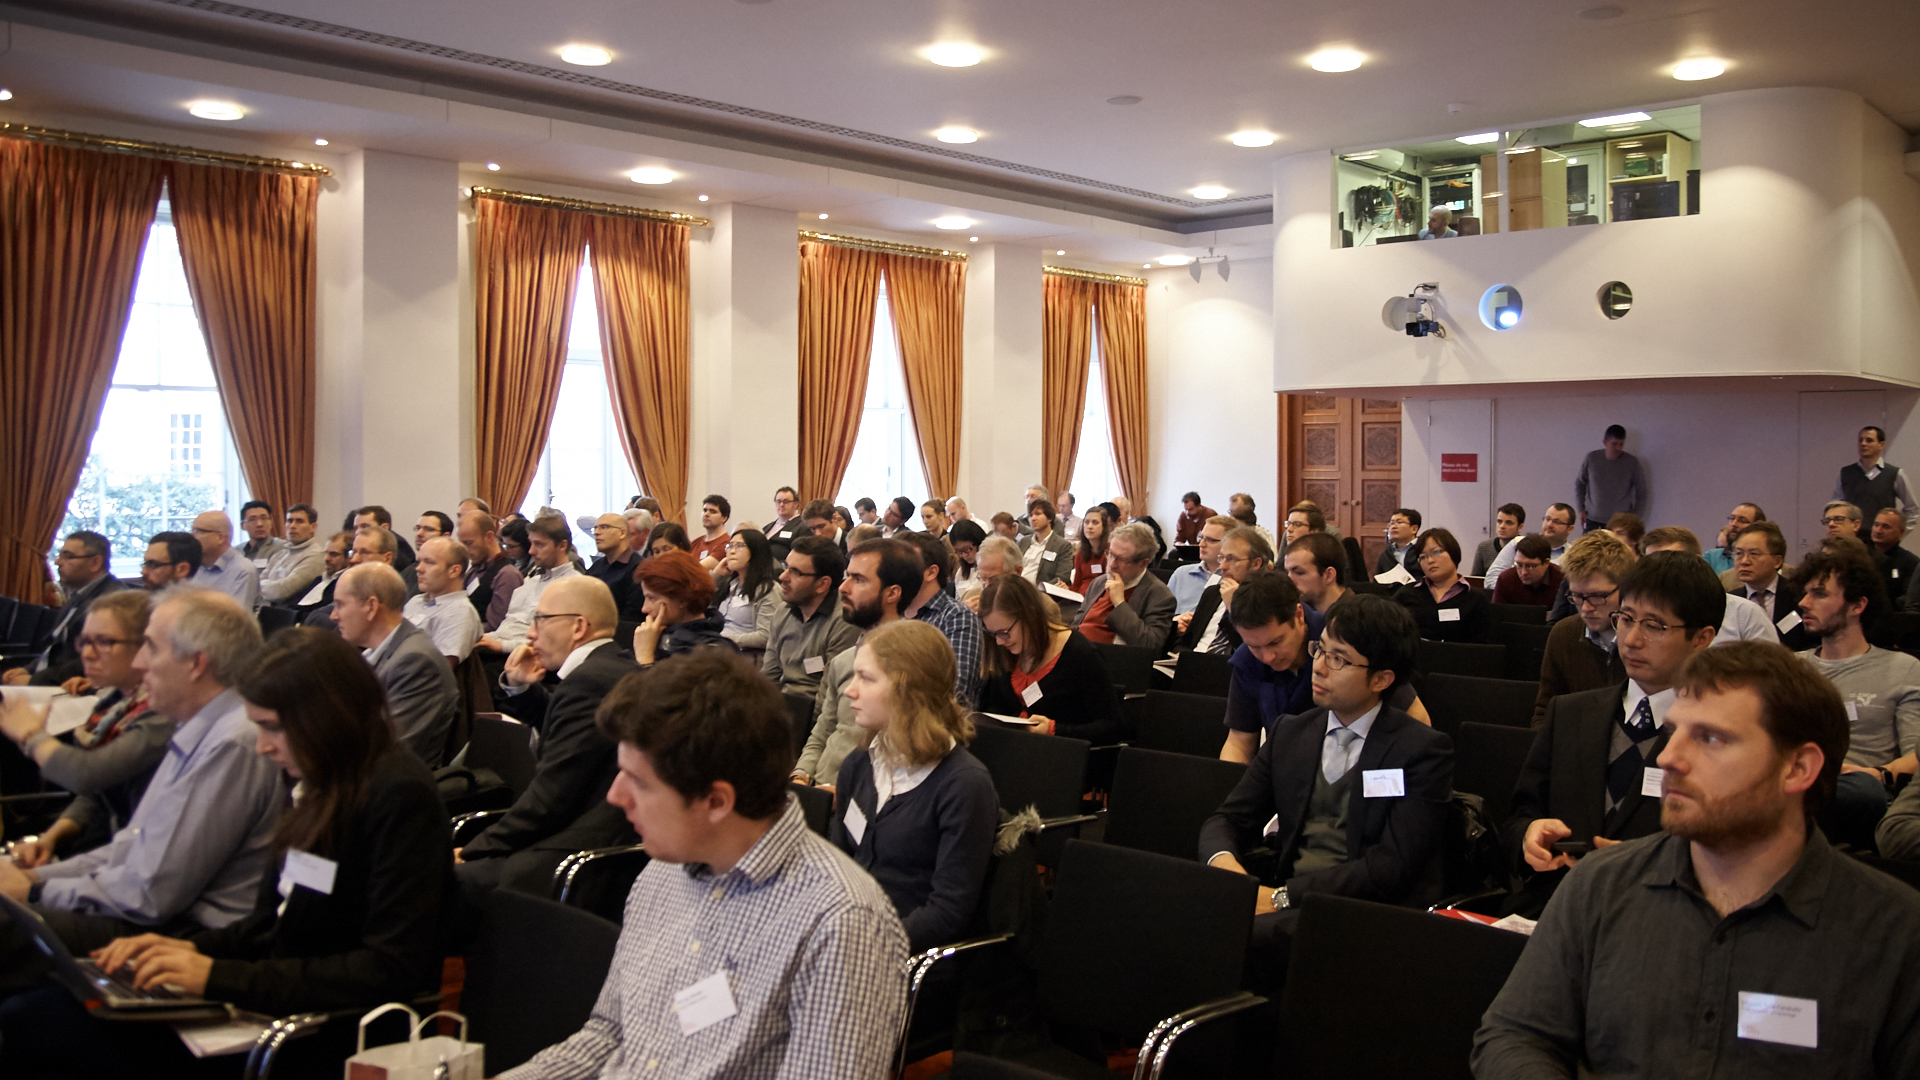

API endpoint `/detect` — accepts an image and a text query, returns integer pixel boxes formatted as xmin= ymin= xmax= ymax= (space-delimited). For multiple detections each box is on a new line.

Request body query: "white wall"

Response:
xmin=961 ymin=244 xmax=1045 ymax=516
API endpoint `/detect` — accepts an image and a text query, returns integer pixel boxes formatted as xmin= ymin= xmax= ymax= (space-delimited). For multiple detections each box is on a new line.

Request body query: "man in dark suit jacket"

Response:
xmin=1504 ymin=551 xmax=1724 ymax=916
xmin=3 ymin=530 xmax=124 ymax=688
xmin=765 ymin=486 xmax=810 ymax=563
xmin=456 ymin=575 xmax=639 ymax=899
xmin=331 ymin=563 xmax=460 ymax=766
xmin=1070 ymin=523 xmax=1176 ymax=653
xmin=1017 ymin=500 xmax=1076 ymax=589
xmin=1172 ymin=525 xmax=1274 ymax=655
xmin=1200 ymin=595 xmax=1452 ymax=987
xmin=1727 ymin=522 xmax=1811 ymax=650
xmin=1373 ymin=508 xmax=1421 ymax=581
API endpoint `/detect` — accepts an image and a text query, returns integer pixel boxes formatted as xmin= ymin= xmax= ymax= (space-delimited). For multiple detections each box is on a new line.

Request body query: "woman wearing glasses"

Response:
xmin=711 ymin=528 xmax=781 ymax=666
xmin=0 ymin=591 xmax=174 ymax=867
xmin=976 ymin=574 xmax=1125 ymax=744
xmin=1394 ymin=527 xmax=1494 ymax=644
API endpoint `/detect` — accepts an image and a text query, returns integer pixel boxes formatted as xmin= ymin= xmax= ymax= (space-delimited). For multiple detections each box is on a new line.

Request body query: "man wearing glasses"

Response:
xmin=584 ymin=512 xmax=642 ymax=620
xmin=1727 ymin=522 xmax=1811 ymax=650
xmin=1 ymin=531 xmax=124 ymax=687
xmin=1534 ymin=530 xmax=1635 ymax=725
xmin=1504 ymin=551 xmax=1724 ymax=917
xmin=1703 ymin=502 xmax=1765 ymax=576
xmin=1485 ymin=502 xmax=1576 ymax=582
xmin=1173 ymin=526 xmax=1271 ymax=656
xmin=1069 ymin=523 xmax=1176 ymax=653
xmin=189 ymin=510 xmax=258 ymax=610
xmin=766 ymin=486 xmax=809 ymax=562
xmin=760 ymin=536 xmax=858 ymax=702
xmin=1168 ymin=514 xmax=1235 ymax=616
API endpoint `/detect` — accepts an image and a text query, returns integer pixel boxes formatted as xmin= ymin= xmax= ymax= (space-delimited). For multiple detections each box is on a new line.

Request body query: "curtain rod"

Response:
xmin=801 ymin=230 xmax=968 ymax=262
xmin=469 ymin=186 xmax=710 ymax=226
xmin=1044 ymin=265 xmax=1147 ymax=287
xmin=0 ymin=123 xmax=332 ymax=176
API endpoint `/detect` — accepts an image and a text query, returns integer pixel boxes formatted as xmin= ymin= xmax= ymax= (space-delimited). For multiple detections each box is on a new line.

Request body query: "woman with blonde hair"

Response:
xmin=828 ymin=620 xmax=998 ymax=951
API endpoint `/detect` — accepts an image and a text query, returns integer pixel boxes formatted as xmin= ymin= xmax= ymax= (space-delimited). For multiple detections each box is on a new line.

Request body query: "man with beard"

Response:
xmin=1475 ymin=641 xmax=1920 ymax=1079
xmin=789 ymin=539 xmax=921 ymax=789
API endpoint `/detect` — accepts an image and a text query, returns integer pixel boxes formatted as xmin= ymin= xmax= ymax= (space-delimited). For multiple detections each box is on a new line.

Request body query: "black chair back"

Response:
xmin=1089 ymin=641 xmax=1157 ymax=696
xmin=1169 ymin=650 xmax=1232 ymax=697
xmin=1856 ymin=852 xmax=1920 ymax=892
xmin=1278 ymin=894 xmax=1528 ymax=1080
xmin=466 ymin=714 xmax=538 ymax=799
xmin=969 ymin=723 xmax=1089 ymax=819
xmin=1489 ymin=621 xmax=1553 ymax=681
xmin=1453 ymin=722 xmax=1539 ymax=825
xmin=1489 ymin=603 xmax=1550 ymax=625
xmin=256 ymin=606 xmax=298 ymax=636
xmin=464 ymin=889 xmax=620 ymax=1074
xmin=1036 ymin=840 xmax=1255 ymax=1038
xmin=553 ymin=845 xmax=650 ymax=922
xmin=790 ymin=783 xmax=833 ymax=836
xmin=1148 ymin=565 xmax=1175 ymax=582
xmin=1417 ymin=640 xmax=1508 ymax=680
xmin=1134 ymin=691 xmax=1229 ymax=759
xmin=784 ymin=691 xmax=816 ymax=760
xmin=1104 ymin=748 xmax=1245 ymax=860
xmin=1421 ymin=673 xmax=1540 ymax=738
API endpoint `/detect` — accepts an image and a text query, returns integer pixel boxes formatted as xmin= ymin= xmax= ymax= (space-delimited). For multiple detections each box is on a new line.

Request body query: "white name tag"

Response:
xmin=673 ymin=971 xmax=740 ymax=1036
xmin=1020 ymin=681 xmax=1044 ymax=707
xmin=1206 ymin=574 xmax=1221 ymax=587
xmin=1437 ymin=609 xmax=1461 ymax=623
xmin=1043 ymin=550 xmax=1058 ymax=562
xmin=803 ymin=655 xmax=825 ymax=675
xmin=1362 ymin=769 xmax=1405 ymax=798
xmin=1642 ymin=766 xmax=1665 ymax=798
xmin=843 ymin=799 xmax=868 ymax=846
xmin=252 ymin=558 xmax=270 ymax=570
xmin=1846 ymin=701 xmax=1860 ymax=725
xmin=1738 ymin=991 xmax=1818 ymax=1048
xmin=1895 ymin=568 xmax=1903 ymax=580
xmin=278 ymin=850 xmax=338 ymax=897
xmin=1091 ymin=564 xmax=1103 ymax=575
xmin=466 ymin=576 xmax=482 ymax=595
xmin=1776 ymin=610 xmax=1802 ymax=634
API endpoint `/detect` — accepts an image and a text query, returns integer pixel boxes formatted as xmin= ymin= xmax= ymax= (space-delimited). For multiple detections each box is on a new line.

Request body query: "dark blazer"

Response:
xmin=23 ymin=574 xmax=126 ymax=687
xmin=766 ymin=517 xmax=809 ymax=562
xmin=462 ymin=642 xmax=641 ymax=860
xmin=1069 ymin=570 xmax=1177 ymax=653
xmin=1736 ymin=576 xmax=1812 ymax=651
xmin=1198 ymin=704 xmax=1453 ymax=907
xmin=1374 ymin=544 xmax=1418 ymax=580
xmin=1394 ymin=581 xmax=1495 ymax=644
xmin=191 ymin=744 xmax=453 ymax=1018
xmin=1883 ymin=545 xmax=1919 ymax=608
xmin=1018 ymin=531 xmax=1076 ymax=589
xmin=977 ymin=630 xmax=1126 ymax=744
xmin=829 ymin=746 xmax=999 ymax=952
xmin=370 ymin=617 xmax=461 ymax=767
xmin=1175 ymin=582 xmax=1242 ymax=655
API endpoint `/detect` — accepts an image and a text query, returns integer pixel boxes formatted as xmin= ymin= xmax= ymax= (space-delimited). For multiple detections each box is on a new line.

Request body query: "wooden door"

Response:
xmin=1281 ymin=395 xmax=1401 ymax=572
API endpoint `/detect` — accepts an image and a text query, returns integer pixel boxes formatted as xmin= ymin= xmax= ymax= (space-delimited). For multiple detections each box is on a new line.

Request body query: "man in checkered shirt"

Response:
xmin=504 ymin=650 xmax=908 ymax=1080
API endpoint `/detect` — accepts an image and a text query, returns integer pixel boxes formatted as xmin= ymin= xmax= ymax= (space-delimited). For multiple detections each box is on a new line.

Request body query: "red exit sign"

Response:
xmin=1441 ymin=454 xmax=1479 ymax=483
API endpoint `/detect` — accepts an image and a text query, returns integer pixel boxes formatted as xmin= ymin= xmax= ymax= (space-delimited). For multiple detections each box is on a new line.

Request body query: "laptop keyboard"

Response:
xmin=85 ymin=960 xmax=184 ymax=1002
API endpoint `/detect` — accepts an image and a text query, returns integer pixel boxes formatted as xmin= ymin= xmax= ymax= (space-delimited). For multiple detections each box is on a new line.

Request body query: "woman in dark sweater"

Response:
xmin=975 ymin=574 xmax=1126 ymax=745
xmin=633 ymin=549 xmax=736 ymax=663
xmin=828 ymin=620 xmax=998 ymax=952
xmin=0 ymin=628 xmax=453 ymax=1077
xmin=1395 ymin=527 xmax=1495 ymax=644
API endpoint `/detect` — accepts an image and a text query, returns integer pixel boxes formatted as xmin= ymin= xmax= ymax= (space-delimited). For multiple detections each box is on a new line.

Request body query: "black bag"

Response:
xmin=435 ymin=765 xmax=515 ymax=816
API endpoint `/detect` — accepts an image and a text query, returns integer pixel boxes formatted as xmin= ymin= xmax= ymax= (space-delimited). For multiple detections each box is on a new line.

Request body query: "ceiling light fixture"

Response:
xmin=312 ymin=138 xmax=329 ymax=146
xmin=1106 ymin=95 xmax=1142 ymax=106
xmin=1188 ymin=245 xmax=1231 ymax=282
xmin=933 ymin=216 xmax=972 ymax=230
xmin=818 ymin=213 xmax=829 ymax=220
xmin=1456 ymin=132 xmax=1500 ymax=145
xmin=0 ymin=89 xmax=14 ymax=101
xmin=1579 ymin=111 xmax=1652 ymax=127
xmin=969 ymin=236 xmax=979 ymax=242
xmin=187 ymin=100 xmax=245 ymax=121
xmin=1143 ymin=264 xmax=1152 ymax=268
xmin=1230 ymin=130 xmax=1277 ymax=147
xmin=698 ymin=194 xmax=710 ymax=202
xmin=1056 ymin=250 xmax=1065 ymax=255
xmin=1671 ymin=57 xmax=1726 ymax=81
xmin=1307 ymin=48 xmax=1364 ymax=73
xmin=629 ymin=167 xmax=675 ymax=184
xmin=1189 ymin=184 xmax=1230 ymax=200
xmin=486 ymin=162 xmax=501 ymax=171
xmin=559 ymin=44 xmax=614 ymax=66
xmin=923 ymin=42 xmax=984 ymax=67
xmin=933 ymin=126 xmax=979 ymax=144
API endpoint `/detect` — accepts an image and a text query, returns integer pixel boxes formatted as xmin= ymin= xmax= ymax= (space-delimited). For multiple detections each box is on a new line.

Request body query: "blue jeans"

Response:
xmin=1825 ymin=770 xmax=1892 ymax=850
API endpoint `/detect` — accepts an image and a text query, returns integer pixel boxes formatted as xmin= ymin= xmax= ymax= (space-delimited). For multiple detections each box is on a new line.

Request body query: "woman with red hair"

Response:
xmin=632 ymin=549 xmax=735 ymax=665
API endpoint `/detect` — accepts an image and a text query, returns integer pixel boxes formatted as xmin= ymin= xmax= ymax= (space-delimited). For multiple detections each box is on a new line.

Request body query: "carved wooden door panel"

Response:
xmin=1353 ymin=399 xmax=1402 ymax=571
xmin=1282 ymin=395 xmax=1401 ymax=572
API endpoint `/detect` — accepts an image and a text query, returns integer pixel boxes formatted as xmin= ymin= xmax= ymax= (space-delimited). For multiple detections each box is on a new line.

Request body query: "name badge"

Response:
xmin=803 ymin=655 xmax=825 ymax=675
xmin=1206 ymin=574 xmax=1221 ymax=587
xmin=1642 ymin=766 xmax=1665 ymax=798
xmin=1738 ymin=991 xmax=1818 ymax=1048
xmin=1776 ymin=610 xmax=1802 ymax=634
xmin=1091 ymin=564 xmax=1103 ymax=575
xmin=1895 ymin=568 xmax=1903 ymax=580
xmin=278 ymin=850 xmax=338 ymax=897
xmin=1362 ymin=769 xmax=1405 ymax=798
xmin=1043 ymin=550 xmax=1058 ymax=562
xmin=1437 ymin=609 xmax=1462 ymax=623
xmin=1846 ymin=701 xmax=1860 ymax=725
xmin=1020 ymin=682 xmax=1044 ymax=708
xmin=465 ymin=576 xmax=482 ymax=595
xmin=673 ymin=971 xmax=740 ymax=1036
xmin=844 ymin=799 xmax=868 ymax=846
xmin=252 ymin=558 xmax=270 ymax=570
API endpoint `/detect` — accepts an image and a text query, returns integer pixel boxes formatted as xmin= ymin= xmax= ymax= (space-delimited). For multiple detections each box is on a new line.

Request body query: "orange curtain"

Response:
xmin=168 ymin=163 xmax=319 ymax=518
xmin=590 ymin=215 xmax=691 ymax=524
xmin=1094 ymin=280 xmax=1149 ymax=512
xmin=1041 ymin=272 xmax=1095 ymax=498
xmin=473 ymin=197 xmax=588 ymax=514
xmin=884 ymin=253 xmax=966 ymax=500
xmin=797 ymin=240 xmax=883 ymax=504
xmin=0 ymin=139 xmax=164 ymax=600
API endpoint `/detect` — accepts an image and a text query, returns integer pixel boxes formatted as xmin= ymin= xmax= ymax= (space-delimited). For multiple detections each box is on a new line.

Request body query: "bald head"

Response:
xmin=337 ymin=562 xmax=406 ymax=611
xmin=192 ymin=511 xmax=233 ymax=563
xmin=541 ymin=574 xmax=619 ymax=636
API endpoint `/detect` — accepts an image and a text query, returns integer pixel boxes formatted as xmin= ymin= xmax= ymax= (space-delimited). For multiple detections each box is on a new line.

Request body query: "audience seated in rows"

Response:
xmin=1396 ymin=527 xmax=1494 ymax=644
xmin=948 ymin=519 xmax=988 ymax=609
xmin=1533 ymin=530 xmax=1635 ymax=725
xmin=963 ymin=534 xmax=1020 ymax=613
xmin=1704 ymin=501 xmax=1764 ymax=576
xmin=192 ymin=510 xmax=260 ymax=610
xmin=760 ymin=535 xmax=858 ymax=702
xmin=631 ymin=550 xmax=733 ymax=664
xmin=1068 ymin=504 xmax=1110 ymax=595
xmin=1486 ymin=502 xmax=1575 ymax=580
xmin=1641 ymin=527 xmax=1780 ymax=645
xmin=1167 ymin=513 xmax=1232 ymax=615
xmin=334 ymin=563 xmax=460 ymax=766
xmin=403 ymin=536 xmax=483 ymax=661
xmin=1173 ymin=524 xmax=1272 ymax=656
xmin=293 ymin=531 xmax=353 ymax=620
xmin=1375 ymin=507 xmax=1421 ymax=579
xmin=764 ymin=485 xmax=809 ymax=560
xmin=1069 ymin=522 xmax=1175 ymax=653
xmin=794 ymin=538 xmax=919 ymax=788
xmin=237 ymin=499 xmax=287 ymax=567
xmin=976 ymin=575 xmax=1125 ymax=744
xmin=350 ymin=505 xmax=416 ymax=571
xmin=1871 ymin=507 xmax=1920 ymax=606
xmin=1604 ymin=511 xmax=1646 ymax=552
xmin=919 ymin=499 xmax=950 ymax=542
xmin=1728 ymin=521 xmax=1811 ymax=649
xmin=1055 ymin=491 xmax=1082 ymax=541
xmin=479 ymin=516 xmax=580 ymax=654
xmin=2 ymin=530 xmax=125 ymax=688
xmin=456 ymin=510 xmax=522 ymax=633
xmin=690 ymin=494 xmax=732 ymax=565
xmin=1174 ymin=491 xmax=1214 ymax=548
xmin=1472 ymin=502 xmax=1526 ymax=578
xmin=258 ymin=503 xmax=326 ymax=607
xmin=1219 ymin=571 xmax=1321 ymax=763
xmin=1491 ymin=533 xmax=1564 ymax=607
xmin=898 ymin=532 xmax=983 ymax=710
xmin=583 ymin=513 xmax=642 ymax=619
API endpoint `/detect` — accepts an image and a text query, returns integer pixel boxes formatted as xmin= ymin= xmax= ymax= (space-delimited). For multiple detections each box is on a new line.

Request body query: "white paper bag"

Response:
xmin=344 ymin=1004 xmax=484 ymax=1080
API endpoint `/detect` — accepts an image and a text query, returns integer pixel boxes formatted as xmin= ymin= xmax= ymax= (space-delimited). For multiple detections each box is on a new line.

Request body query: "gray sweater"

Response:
xmin=1799 ymin=645 xmax=1920 ymax=767
xmin=1573 ymin=449 xmax=1647 ymax=520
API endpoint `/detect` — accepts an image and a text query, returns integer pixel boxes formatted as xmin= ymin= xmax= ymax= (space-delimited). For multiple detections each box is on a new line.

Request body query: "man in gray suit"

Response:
xmin=332 ymin=563 xmax=459 ymax=766
xmin=1070 ymin=522 xmax=1177 ymax=653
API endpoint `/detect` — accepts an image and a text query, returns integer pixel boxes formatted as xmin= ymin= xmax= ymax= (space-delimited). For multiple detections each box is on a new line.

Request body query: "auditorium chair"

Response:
xmin=1167 ymin=650 xmax=1231 ymax=697
xmin=1419 ymin=673 xmax=1541 ymax=738
xmin=1101 ymin=748 xmax=1245 ymax=861
xmin=1416 ymin=640 xmax=1508 ymax=680
xmin=1132 ymin=691 xmax=1229 ymax=759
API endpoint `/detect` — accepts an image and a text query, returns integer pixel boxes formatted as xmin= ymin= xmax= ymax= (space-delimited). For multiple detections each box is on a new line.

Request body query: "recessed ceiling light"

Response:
xmin=312 ymin=138 xmax=329 ymax=146
xmin=1056 ymin=250 xmax=1065 ymax=255
xmin=923 ymin=42 xmax=984 ymax=67
xmin=486 ymin=162 xmax=501 ymax=171
xmin=698 ymin=194 xmax=710 ymax=202
xmin=1143 ymin=263 xmax=1152 ymax=268
xmin=818 ymin=213 xmax=829 ymax=220
xmin=1307 ymin=48 xmax=1364 ymax=73
xmin=933 ymin=216 xmax=972 ymax=230
xmin=1106 ymin=95 xmax=1142 ymax=106
xmin=0 ymin=89 xmax=14 ymax=101
xmin=187 ymin=100 xmax=245 ymax=121
xmin=1158 ymin=255 xmax=1194 ymax=266
xmin=1456 ymin=132 xmax=1500 ymax=145
xmin=969 ymin=236 xmax=979 ymax=242
xmin=933 ymin=126 xmax=979 ymax=144
xmin=1230 ymin=130 xmax=1277 ymax=148
xmin=1189 ymin=185 xmax=1230 ymax=200
xmin=559 ymin=44 xmax=614 ymax=66
xmin=1671 ymin=57 xmax=1726 ymax=81
xmin=1579 ymin=111 xmax=1652 ymax=127
xmin=629 ymin=167 xmax=675 ymax=184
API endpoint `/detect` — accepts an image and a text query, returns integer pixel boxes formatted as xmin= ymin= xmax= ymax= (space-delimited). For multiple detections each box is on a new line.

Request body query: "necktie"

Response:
xmin=1625 ymin=697 xmax=1656 ymax=738
xmin=1324 ymin=725 xmax=1362 ymax=784
xmin=1751 ymin=589 xmax=1771 ymax=616
xmin=1606 ymin=698 xmax=1659 ymax=822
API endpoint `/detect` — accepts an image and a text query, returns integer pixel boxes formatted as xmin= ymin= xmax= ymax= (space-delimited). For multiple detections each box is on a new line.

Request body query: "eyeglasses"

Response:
xmin=190 ymin=527 xmax=222 ymax=537
xmin=985 ymin=623 xmax=1016 ymax=642
xmin=725 ymin=541 xmax=747 ymax=552
xmin=1307 ymin=640 xmax=1370 ymax=671
xmin=140 ymin=559 xmax=177 ymax=570
xmin=1568 ymin=587 xmax=1618 ymax=608
xmin=52 ymin=550 xmax=97 ymax=562
xmin=78 ymin=635 xmax=139 ymax=651
xmin=1821 ymin=516 xmax=1856 ymax=526
xmin=1731 ymin=549 xmax=1773 ymax=563
xmin=1109 ymin=550 xmax=1147 ymax=565
xmin=783 ymin=567 xmax=824 ymax=579
xmin=1217 ymin=553 xmax=1253 ymax=566
xmin=1610 ymin=610 xmax=1689 ymax=636
xmin=531 ymin=612 xmax=584 ymax=625
xmin=1417 ymin=549 xmax=1451 ymax=562
xmin=1544 ymin=516 xmax=1573 ymax=529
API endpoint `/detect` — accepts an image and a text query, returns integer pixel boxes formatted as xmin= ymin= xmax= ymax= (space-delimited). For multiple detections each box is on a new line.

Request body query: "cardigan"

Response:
xmin=1532 ymin=615 xmax=1629 ymax=725
xmin=1394 ymin=580 xmax=1495 ymax=643
xmin=977 ymin=630 xmax=1126 ymax=745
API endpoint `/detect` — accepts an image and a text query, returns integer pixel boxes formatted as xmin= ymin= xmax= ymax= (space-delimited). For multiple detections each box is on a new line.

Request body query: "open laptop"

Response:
xmin=0 ymin=892 xmax=227 ymax=1020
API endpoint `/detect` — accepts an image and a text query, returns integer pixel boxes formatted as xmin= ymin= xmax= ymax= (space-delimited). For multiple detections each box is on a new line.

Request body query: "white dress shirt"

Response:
xmin=404 ymin=590 xmax=483 ymax=660
xmin=491 ymin=561 xmax=581 ymax=650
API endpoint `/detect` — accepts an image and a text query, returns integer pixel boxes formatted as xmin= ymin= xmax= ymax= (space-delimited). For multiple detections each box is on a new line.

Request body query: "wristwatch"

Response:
xmin=1270 ymin=886 xmax=1291 ymax=910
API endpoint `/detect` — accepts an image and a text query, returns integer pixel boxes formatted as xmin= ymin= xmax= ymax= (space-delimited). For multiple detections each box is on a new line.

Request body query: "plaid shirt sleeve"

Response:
xmin=776 ymin=903 xmax=909 ymax=1080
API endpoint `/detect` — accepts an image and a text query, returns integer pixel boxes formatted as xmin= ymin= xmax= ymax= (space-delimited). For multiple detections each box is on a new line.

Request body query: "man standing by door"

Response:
xmin=1574 ymin=425 xmax=1648 ymax=532
xmin=1836 ymin=425 xmax=1920 ymax=531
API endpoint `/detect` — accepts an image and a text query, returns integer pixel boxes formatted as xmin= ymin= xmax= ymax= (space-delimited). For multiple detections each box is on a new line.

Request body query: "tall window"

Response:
xmin=834 ymin=276 xmax=929 ymax=512
xmin=1068 ymin=308 xmax=1123 ymax=511
xmin=520 ymin=257 xmax=642 ymax=549
xmin=62 ymin=199 xmax=249 ymax=578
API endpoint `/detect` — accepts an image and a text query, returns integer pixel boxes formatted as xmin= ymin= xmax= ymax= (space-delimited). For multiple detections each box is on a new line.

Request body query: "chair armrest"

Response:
xmin=451 ymin=810 xmax=506 ymax=846
xmin=1134 ymin=991 xmax=1269 ymax=1080
xmin=1035 ymin=814 xmax=1099 ymax=835
xmin=552 ymin=843 xmax=649 ymax=904
xmin=242 ymin=1012 xmax=330 ymax=1080
xmin=1428 ymin=887 xmax=1512 ymax=917
xmin=896 ymin=934 xmax=1016 ymax=1075
xmin=0 ymin=791 xmax=73 ymax=805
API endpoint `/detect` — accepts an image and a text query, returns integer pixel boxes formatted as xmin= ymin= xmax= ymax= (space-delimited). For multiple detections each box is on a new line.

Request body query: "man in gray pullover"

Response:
xmin=1574 ymin=424 xmax=1648 ymax=531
